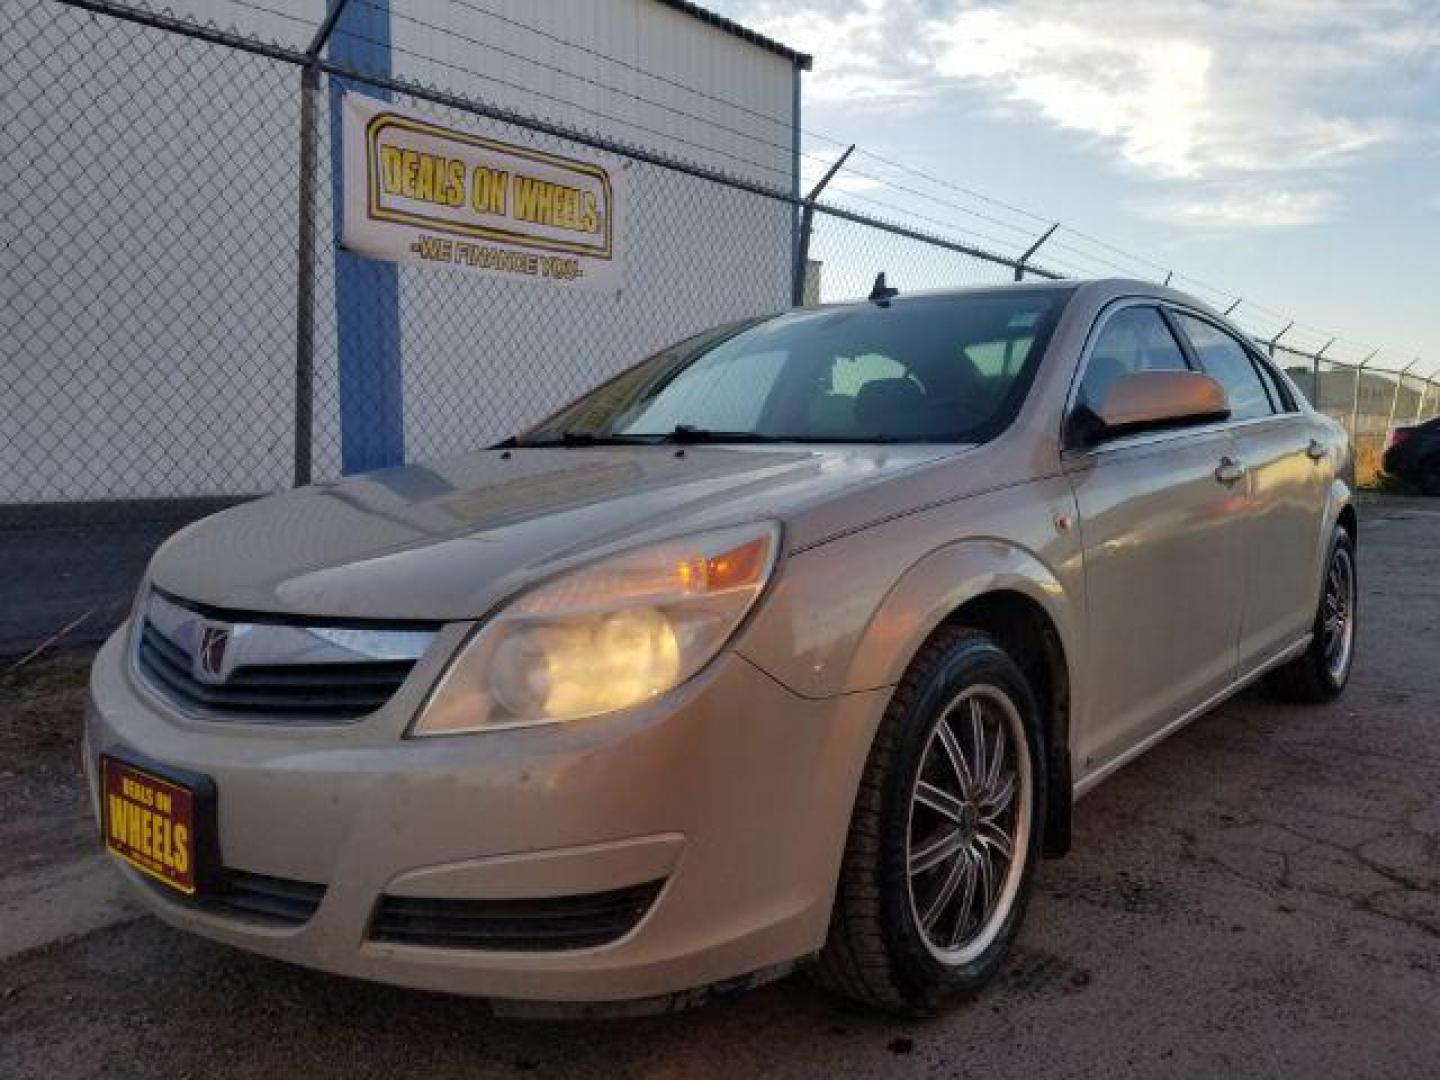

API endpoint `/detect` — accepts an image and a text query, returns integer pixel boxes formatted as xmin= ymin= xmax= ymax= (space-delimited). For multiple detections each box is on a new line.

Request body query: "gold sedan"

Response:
xmin=86 ymin=279 xmax=1356 ymax=1014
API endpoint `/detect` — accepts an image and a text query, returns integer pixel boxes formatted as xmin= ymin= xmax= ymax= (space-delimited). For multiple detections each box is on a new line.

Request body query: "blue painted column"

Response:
xmin=327 ymin=0 xmax=404 ymax=474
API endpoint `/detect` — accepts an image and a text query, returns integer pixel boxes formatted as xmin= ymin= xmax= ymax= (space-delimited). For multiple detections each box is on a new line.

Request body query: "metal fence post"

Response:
xmin=1387 ymin=360 xmax=1418 ymax=437
xmin=789 ymin=63 xmax=802 ymax=299
xmin=1413 ymin=370 xmax=1431 ymax=424
xmin=1312 ymin=338 xmax=1334 ymax=411
xmin=292 ymin=67 xmax=320 ymax=488
xmin=1350 ymin=349 xmax=1376 ymax=442
xmin=292 ymin=0 xmax=352 ymax=488
xmin=1268 ymin=321 xmax=1294 ymax=359
xmin=1014 ymin=223 xmax=1057 ymax=283
xmin=1266 ymin=321 xmax=1296 ymax=397
xmin=791 ymin=144 xmax=853 ymax=307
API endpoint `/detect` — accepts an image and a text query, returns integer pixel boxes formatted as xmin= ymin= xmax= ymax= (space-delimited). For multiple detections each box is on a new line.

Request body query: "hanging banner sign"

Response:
xmin=341 ymin=94 xmax=622 ymax=291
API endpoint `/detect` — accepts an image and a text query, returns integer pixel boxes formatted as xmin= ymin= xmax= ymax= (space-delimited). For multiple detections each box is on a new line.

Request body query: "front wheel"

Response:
xmin=1266 ymin=525 xmax=1357 ymax=703
xmin=811 ymin=627 xmax=1045 ymax=1014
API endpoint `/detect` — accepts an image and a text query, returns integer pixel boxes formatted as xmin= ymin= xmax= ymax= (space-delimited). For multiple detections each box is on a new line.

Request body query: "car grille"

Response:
xmin=369 ymin=881 xmax=665 ymax=951
xmin=144 ymin=870 xmax=326 ymax=927
xmin=135 ymin=615 xmax=425 ymax=724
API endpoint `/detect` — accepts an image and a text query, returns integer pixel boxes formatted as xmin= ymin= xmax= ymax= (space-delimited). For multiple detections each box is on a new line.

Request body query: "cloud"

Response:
xmin=923 ymin=2 xmax=1416 ymax=182
xmin=926 ymin=7 xmax=1211 ymax=179
xmin=742 ymin=0 xmax=929 ymax=105
xmin=725 ymin=0 xmax=1436 ymax=228
xmin=1135 ymin=187 xmax=1339 ymax=231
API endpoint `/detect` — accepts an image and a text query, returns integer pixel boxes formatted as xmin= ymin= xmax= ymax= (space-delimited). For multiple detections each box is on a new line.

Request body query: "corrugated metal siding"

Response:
xmin=348 ymin=0 xmax=801 ymax=478
xmin=3 ymin=0 xmax=801 ymax=500
xmin=383 ymin=0 xmax=795 ymax=189
xmin=143 ymin=0 xmax=798 ymax=188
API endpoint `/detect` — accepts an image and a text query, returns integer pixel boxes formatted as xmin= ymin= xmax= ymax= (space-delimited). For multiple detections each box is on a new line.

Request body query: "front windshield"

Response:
xmin=520 ymin=289 xmax=1071 ymax=445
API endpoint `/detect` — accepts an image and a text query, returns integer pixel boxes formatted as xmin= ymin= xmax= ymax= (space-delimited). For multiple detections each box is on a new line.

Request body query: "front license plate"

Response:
xmin=100 ymin=753 xmax=209 ymax=895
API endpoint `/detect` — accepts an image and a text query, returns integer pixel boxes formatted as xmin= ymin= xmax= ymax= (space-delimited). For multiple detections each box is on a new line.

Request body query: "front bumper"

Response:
xmin=84 ymin=624 xmax=886 ymax=1003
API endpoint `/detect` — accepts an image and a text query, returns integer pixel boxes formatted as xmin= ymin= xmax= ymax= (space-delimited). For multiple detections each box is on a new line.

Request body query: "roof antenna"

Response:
xmin=869 ymin=271 xmax=899 ymax=306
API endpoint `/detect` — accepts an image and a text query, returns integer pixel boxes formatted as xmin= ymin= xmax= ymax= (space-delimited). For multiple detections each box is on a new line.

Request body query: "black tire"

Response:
xmin=1266 ymin=526 xmax=1357 ymax=703
xmin=810 ymin=627 xmax=1046 ymax=1014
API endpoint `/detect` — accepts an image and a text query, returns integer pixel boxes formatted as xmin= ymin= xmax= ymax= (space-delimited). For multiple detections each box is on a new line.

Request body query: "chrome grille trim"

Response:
xmin=133 ymin=591 xmax=439 ymax=724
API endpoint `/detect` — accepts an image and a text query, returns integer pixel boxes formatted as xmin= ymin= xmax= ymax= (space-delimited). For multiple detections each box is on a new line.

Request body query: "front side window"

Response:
xmin=1172 ymin=312 xmax=1275 ymax=421
xmin=1077 ymin=305 xmax=1190 ymax=414
xmin=522 ymin=290 xmax=1072 ymax=445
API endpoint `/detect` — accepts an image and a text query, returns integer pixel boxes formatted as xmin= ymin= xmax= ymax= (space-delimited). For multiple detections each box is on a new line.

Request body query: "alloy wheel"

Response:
xmin=1323 ymin=544 xmax=1356 ymax=682
xmin=905 ymin=684 xmax=1032 ymax=965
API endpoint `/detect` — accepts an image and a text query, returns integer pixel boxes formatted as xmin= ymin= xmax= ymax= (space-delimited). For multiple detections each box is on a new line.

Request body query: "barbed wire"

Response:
xmin=357 ymin=1 xmax=810 ymax=166
xmin=190 ymin=0 xmax=1430 ymax=374
xmin=443 ymin=0 xmax=804 ymax=136
xmin=325 ymin=24 xmax=803 ymax=185
xmin=32 ymin=0 xmax=1438 ymax=380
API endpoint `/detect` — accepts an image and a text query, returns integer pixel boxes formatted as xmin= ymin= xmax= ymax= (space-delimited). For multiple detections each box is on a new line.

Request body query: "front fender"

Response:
xmin=840 ymin=537 xmax=1081 ymax=696
xmin=735 ymin=477 xmax=1084 ymax=701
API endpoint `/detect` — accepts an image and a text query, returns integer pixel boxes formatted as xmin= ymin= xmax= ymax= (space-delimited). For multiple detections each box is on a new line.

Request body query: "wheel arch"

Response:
xmin=1336 ymin=501 xmax=1358 ymax=546
xmin=1315 ymin=481 xmax=1358 ymax=597
xmin=935 ymin=590 xmax=1072 ymax=858
xmin=843 ymin=540 xmax=1078 ymax=858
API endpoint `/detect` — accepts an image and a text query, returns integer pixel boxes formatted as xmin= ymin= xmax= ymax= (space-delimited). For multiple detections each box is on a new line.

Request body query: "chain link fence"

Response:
xmin=1274 ymin=345 xmax=1439 ymax=488
xmin=1 ymin=0 xmax=1434 ymax=656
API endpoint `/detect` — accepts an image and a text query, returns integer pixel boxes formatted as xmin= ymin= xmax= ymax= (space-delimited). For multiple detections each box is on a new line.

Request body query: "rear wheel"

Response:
xmin=811 ymin=627 xmax=1045 ymax=1014
xmin=1266 ymin=525 xmax=1357 ymax=703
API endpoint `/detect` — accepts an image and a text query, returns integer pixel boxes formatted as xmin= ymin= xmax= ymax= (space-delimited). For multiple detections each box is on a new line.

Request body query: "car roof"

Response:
xmin=806 ymin=278 xmax=1221 ymax=319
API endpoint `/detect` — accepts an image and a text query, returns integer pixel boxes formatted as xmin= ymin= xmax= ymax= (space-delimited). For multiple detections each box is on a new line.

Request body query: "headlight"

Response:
xmin=412 ymin=522 xmax=780 ymax=735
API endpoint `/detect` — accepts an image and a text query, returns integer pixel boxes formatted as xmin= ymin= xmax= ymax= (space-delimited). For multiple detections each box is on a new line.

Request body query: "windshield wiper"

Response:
xmin=666 ymin=425 xmax=790 ymax=444
xmin=513 ymin=430 xmax=661 ymax=448
xmin=664 ymin=425 xmax=902 ymax=445
xmin=514 ymin=426 xmax=911 ymax=448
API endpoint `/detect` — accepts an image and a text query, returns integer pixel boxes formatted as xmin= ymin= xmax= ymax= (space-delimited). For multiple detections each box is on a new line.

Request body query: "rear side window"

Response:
xmin=1078 ymin=306 xmax=1190 ymax=413
xmin=1172 ymin=312 xmax=1275 ymax=421
xmin=1252 ymin=354 xmax=1296 ymax=412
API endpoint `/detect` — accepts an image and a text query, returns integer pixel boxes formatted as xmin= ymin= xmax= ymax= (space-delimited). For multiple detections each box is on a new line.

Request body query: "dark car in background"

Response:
xmin=1384 ymin=418 xmax=1440 ymax=494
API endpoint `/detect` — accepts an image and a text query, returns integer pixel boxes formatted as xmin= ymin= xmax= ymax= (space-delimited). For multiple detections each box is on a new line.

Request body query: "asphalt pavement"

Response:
xmin=2 ymin=495 xmax=1438 ymax=1078
xmin=0 ymin=498 xmax=243 ymax=659
xmin=0 ymin=518 xmax=190 ymax=658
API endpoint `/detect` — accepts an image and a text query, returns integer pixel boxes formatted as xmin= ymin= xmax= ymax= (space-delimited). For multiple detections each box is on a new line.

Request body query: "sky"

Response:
xmin=707 ymin=0 xmax=1440 ymax=373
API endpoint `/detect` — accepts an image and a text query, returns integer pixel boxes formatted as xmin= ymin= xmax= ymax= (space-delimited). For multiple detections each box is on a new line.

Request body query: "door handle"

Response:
xmin=1214 ymin=456 xmax=1246 ymax=485
xmin=1306 ymin=438 xmax=1327 ymax=461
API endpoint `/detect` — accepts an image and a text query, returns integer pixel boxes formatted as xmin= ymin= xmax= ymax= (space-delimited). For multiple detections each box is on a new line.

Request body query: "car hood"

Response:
xmin=149 ymin=444 xmax=969 ymax=621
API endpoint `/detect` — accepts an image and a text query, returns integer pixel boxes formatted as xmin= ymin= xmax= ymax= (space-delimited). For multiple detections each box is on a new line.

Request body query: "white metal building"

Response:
xmin=0 ymin=0 xmax=810 ymax=503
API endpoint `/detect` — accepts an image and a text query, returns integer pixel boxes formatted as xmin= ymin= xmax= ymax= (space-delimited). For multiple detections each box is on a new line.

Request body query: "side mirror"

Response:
xmin=1077 ymin=370 xmax=1230 ymax=444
